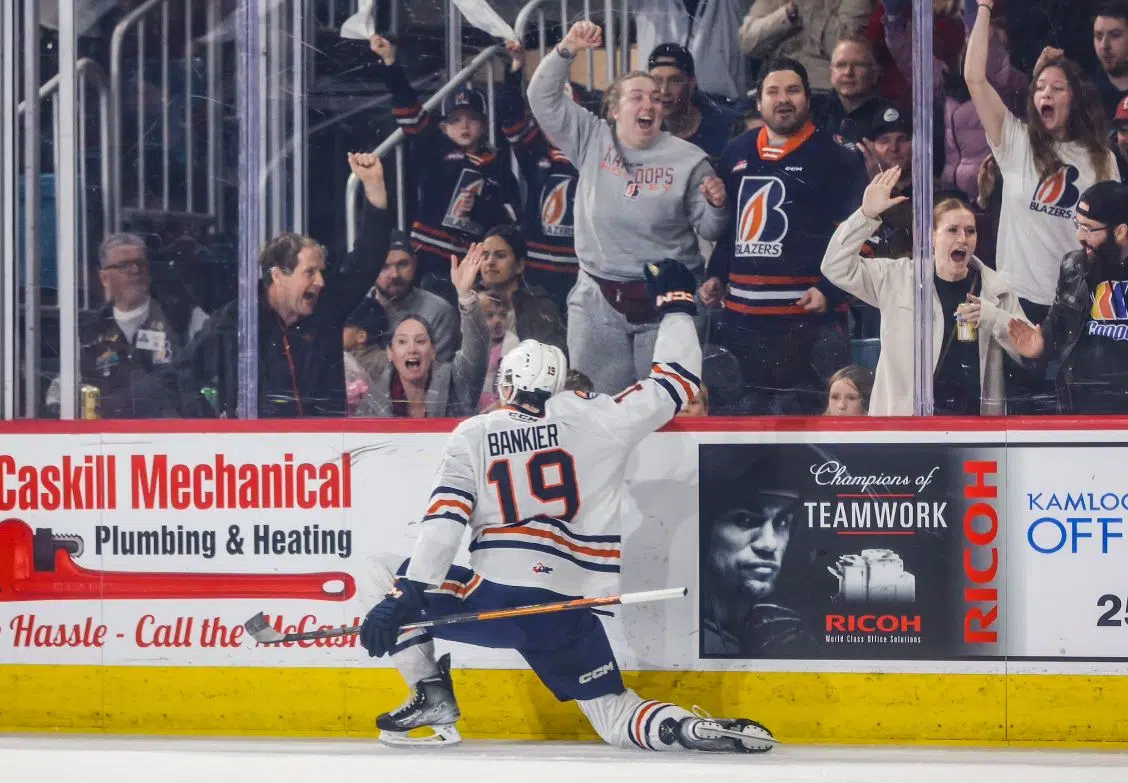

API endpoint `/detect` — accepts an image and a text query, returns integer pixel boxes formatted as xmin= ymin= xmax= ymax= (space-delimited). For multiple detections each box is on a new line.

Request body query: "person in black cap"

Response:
xmin=647 ymin=43 xmax=741 ymax=160
xmin=859 ymin=106 xmax=914 ymax=262
xmin=368 ymin=35 xmax=520 ymax=285
xmin=1010 ymin=181 xmax=1128 ymax=413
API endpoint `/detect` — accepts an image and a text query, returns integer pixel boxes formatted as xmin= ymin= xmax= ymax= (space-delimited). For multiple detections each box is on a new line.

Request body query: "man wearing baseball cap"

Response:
xmin=345 ymin=228 xmax=460 ymax=375
xmin=1010 ymin=181 xmax=1128 ymax=413
xmin=859 ymin=106 xmax=914 ymax=260
xmin=647 ymin=43 xmax=740 ymax=160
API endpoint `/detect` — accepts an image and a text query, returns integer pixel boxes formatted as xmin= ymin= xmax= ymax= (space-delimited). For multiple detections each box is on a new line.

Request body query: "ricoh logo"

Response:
xmin=578 ymin=661 xmax=614 ymax=684
xmin=824 ymin=614 xmax=922 ymax=634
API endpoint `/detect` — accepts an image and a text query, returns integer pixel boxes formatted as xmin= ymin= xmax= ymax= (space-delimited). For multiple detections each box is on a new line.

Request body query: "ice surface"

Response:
xmin=3 ymin=735 xmax=1128 ymax=783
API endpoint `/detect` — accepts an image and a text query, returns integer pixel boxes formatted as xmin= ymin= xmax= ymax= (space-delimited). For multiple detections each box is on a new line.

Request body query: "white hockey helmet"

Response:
xmin=497 ymin=339 xmax=568 ymax=405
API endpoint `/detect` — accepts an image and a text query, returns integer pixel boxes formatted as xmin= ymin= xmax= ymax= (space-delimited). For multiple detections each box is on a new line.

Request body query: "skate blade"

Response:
xmin=707 ymin=724 xmax=777 ymax=753
xmin=378 ymin=724 xmax=462 ymax=748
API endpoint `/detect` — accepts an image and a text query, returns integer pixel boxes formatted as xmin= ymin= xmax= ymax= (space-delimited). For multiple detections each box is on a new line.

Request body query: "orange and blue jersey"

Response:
xmin=500 ymin=70 xmax=579 ymax=277
xmin=378 ymin=64 xmax=520 ymax=271
xmin=707 ymin=120 xmax=866 ymax=324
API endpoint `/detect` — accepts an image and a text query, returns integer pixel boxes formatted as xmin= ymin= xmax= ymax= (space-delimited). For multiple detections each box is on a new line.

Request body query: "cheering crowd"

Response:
xmin=68 ymin=0 xmax=1128 ymax=419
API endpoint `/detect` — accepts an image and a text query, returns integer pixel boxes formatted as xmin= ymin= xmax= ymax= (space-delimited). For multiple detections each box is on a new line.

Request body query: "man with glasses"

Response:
xmin=50 ymin=233 xmax=191 ymax=418
xmin=1010 ymin=182 xmax=1128 ymax=413
xmin=648 ymin=44 xmax=741 ymax=161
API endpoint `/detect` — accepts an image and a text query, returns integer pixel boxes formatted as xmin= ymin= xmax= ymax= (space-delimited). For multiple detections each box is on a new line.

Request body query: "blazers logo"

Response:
xmin=1030 ymin=165 xmax=1080 ymax=218
xmin=736 ymin=176 xmax=789 ymax=257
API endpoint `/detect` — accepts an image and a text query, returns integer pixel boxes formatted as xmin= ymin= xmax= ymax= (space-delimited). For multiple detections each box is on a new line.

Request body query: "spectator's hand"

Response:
xmin=861 ymin=166 xmax=909 ymax=220
xmin=369 ymin=35 xmax=396 ymax=65
xmin=348 ymin=152 xmax=388 ymax=208
xmin=1034 ymin=45 xmax=1064 ymax=75
xmin=1008 ymin=319 xmax=1045 ymax=359
xmin=452 ymin=187 xmax=477 ymax=218
xmin=797 ymin=287 xmax=827 ymax=313
xmin=858 ymin=139 xmax=882 ymax=180
xmin=700 ymin=175 xmax=727 ymax=208
xmin=505 ymin=40 xmax=526 ymax=73
xmin=560 ymin=21 xmax=602 ymax=55
xmin=698 ymin=276 xmax=725 ymax=307
xmin=960 ymin=295 xmax=983 ymax=327
xmin=977 ymin=155 xmax=999 ymax=210
xmin=451 ymin=243 xmax=487 ymax=298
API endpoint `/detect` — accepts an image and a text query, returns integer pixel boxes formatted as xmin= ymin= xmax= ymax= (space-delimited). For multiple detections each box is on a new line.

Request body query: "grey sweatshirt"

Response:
xmin=527 ymin=49 xmax=729 ymax=282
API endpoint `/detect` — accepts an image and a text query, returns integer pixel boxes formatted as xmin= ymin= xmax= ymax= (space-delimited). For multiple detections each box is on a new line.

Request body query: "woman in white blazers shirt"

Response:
xmin=821 ymin=168 xmax=1030 ymax=416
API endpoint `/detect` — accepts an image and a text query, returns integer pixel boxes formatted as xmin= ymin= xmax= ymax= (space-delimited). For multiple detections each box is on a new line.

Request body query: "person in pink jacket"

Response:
xmin=880 ymin=0 xmax=1028 ymax=204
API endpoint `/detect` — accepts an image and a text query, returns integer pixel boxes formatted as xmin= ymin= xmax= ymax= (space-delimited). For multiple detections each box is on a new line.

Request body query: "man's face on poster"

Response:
xmin=706 ymin=491 xmax=798 ymax=600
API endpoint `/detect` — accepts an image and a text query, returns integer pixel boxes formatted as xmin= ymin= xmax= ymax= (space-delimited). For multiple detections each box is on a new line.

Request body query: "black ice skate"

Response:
xmin=664 ymin=706 xmax=776 ymax=753
xmin=376 ymin=653 xmax=462 ymax=747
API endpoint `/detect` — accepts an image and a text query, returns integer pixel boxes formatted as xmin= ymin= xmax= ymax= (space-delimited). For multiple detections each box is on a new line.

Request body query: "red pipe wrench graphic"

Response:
xmin=0 ymin=518 xmax=355 ymax=602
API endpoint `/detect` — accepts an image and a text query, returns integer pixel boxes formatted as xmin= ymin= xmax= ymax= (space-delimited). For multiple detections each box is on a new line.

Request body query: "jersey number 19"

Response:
xmin=487 ymin=448 xmax=579 ymax=525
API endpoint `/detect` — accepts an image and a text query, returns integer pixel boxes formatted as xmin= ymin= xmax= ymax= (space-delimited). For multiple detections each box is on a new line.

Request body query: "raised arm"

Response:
xmin=447 ymin=245 xmax=491 ymax=417
xmin=588 ymin=262 xmax=703 ymax=448
xmin=963 ymin=2 xmax=1008 ymax=148
xmin=739 ymin=0 xmax=801 ymax=57
xmin=526 ymin=21 xmax=603 ymax=165
xmin=820 ymin=168 xmax=908 ymax=308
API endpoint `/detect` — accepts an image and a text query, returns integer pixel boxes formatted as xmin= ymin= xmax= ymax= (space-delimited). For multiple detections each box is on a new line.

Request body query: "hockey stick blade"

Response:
xmin=243 ymin=586 xmax=688 ymax=645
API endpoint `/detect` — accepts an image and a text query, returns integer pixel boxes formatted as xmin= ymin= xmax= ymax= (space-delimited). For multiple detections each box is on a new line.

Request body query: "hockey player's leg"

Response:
xmin=577 ymin=690 xmax=775 ymax=753
xmin=369 ymin=562 xmax=482 ymax=748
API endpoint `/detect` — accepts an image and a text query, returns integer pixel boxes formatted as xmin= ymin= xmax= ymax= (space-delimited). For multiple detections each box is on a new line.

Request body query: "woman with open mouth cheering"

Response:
xmin=355 ymin=245 xmax=491 ymax=419
xmin=964 ymin=0 xmax=1119 ymax=413
xmin=526 ymin=20 xmax=729 ymax=395
xmin=821 ymin=167 xmax=1030 ymax=416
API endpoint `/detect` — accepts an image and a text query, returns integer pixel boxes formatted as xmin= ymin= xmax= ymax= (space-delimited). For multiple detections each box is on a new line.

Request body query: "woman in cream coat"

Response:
xmin=821 ymin=167 xmax=1029 ymax=415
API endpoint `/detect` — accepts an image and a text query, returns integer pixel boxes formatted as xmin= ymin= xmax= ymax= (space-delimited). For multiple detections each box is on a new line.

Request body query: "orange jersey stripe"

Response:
xmin=723 ymin=300 xmax=810 ymax=316
xmin=633 ymin=701 xmax=661 ymax=748
xmin=427 ymin=498 xmax=472 ymax=516
xmin=728 ymin=273 xmax=820 ymax=286
xmin=652 ymin=364 xmax=695 ymax=399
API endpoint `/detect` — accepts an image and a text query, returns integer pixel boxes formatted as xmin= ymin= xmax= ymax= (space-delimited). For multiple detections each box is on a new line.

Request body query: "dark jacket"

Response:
xmin=75 ymin=298 xmax=188 ymax=418
xmin=1036 ymin=249 xmax=1123 ymax=411
xmin=176 ymin=203 xmax=390 ymax=417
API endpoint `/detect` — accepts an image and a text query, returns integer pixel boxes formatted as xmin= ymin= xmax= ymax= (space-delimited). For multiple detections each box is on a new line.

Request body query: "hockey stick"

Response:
xmin=243 ymin=586 xmax=688 ymax=645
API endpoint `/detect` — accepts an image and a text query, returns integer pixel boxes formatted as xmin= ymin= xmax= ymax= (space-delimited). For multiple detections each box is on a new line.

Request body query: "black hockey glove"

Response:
xmin=644 ymin=259 xmax=698 ymax=317
xmin=359 ymin=578 xmax=426 ymax=658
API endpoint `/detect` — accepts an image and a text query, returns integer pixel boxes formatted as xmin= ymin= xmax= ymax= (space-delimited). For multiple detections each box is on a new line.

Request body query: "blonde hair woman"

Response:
xmin=527 ymin=20 xmax=728 ymax=394
xmin=821 ymin=167 xmax=1031 ymax=415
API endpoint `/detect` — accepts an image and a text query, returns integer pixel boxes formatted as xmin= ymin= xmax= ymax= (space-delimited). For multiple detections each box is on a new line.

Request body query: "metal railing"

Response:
xmin=344 ymin=0 xmax=631 ymax=248
xmin=513 ymin=0 xmax=630 ymax=89
xmin=17 ymin=59 xmax=112 ymax=311
xmin=344 ymin=43 xmax=506 ymax=248
xmin=109 ymin=0 xmax=225 ymax=231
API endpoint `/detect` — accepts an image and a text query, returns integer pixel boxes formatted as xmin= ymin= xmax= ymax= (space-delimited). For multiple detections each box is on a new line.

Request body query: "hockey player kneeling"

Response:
xmin=359 ymin=259 xmax=774 ymax=753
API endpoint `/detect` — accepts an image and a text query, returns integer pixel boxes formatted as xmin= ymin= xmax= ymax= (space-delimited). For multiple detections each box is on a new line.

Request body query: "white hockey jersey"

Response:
xmin=404 ymin=313 xmax=702 ymax=597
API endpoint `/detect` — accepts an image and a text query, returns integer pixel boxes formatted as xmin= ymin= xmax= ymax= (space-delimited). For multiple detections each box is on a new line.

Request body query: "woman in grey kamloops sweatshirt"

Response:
xmin=527 ymin=20 xmax=730 ymax=394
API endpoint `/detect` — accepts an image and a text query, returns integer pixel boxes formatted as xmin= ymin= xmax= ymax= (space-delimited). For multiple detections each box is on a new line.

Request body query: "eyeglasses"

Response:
xmin=651 ymin=75 xmax=688 ymax=89
xmin=1073 ymin=217 xmax=1109 ymax=236
xmin=102 ymin=258 xmax=149 ymax=272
